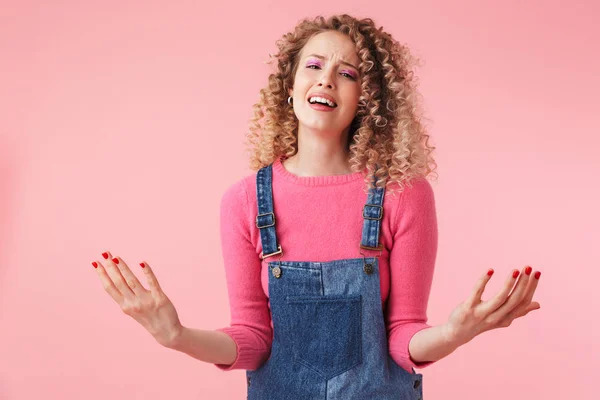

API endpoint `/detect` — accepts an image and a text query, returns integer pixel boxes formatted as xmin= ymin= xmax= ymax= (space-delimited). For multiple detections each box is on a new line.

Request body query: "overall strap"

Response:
xmin=255 ymin=164 xmax=283 ymax=259
xmin=360 ymin=168 xmax=385 ymax=251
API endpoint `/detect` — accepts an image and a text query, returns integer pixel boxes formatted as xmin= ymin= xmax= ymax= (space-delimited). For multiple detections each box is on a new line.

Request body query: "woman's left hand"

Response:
xmin=442 ymin=266 xmax=542 ymax=346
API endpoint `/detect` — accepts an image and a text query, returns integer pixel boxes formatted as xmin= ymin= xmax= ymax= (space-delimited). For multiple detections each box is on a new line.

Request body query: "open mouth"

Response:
xmin=307 ymin=97 xmax=337 ymax=108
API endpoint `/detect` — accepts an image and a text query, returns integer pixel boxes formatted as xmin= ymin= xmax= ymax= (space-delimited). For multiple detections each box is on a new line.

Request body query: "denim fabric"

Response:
xmin=248 ymin=164 xmax=424 ymax=400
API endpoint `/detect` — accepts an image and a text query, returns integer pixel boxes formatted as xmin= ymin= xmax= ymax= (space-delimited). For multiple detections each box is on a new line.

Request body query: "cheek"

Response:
xmin=343 ymin=90 xmax=361 ymax=111
xmin=293 ymin=71 xmax=311 ymax=89
xmin=292 ymin=80 xmax=310 ymax=100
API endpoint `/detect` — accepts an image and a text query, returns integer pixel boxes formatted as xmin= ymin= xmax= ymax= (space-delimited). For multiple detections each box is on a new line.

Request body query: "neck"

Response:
xmin=283 ymin=124 xmax=354 ymax=177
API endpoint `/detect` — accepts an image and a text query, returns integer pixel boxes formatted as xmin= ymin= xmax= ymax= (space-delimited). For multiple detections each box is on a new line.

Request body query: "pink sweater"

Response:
xmin=214 ymin=156 xmax=438 ymax=373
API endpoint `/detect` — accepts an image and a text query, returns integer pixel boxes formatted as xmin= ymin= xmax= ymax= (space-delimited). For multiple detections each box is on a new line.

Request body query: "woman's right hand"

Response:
xmin=92 ymin=250 xmax=183 ymax=347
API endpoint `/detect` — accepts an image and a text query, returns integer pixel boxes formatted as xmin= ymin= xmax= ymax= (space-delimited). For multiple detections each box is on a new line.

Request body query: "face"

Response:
xmin=289 ymin=30 xmax=361 ymax=138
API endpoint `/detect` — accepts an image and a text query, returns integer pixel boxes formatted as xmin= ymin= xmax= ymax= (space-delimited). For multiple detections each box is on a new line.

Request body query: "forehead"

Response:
xmin=300 ymin=31 xmax=359 ymax=65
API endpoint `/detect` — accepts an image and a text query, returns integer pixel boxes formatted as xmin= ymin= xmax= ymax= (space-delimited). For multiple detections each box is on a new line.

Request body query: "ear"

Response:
xmin=288 ymin=88 xmax=293 ymax=98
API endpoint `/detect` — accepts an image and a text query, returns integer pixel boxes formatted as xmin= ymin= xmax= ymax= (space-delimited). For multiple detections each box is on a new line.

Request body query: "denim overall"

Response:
xmin=247 ymin=163 xmax=424 ymax=400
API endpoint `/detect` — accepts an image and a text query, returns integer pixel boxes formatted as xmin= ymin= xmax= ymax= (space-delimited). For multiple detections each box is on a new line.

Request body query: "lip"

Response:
xmin=307 ymin=92 xmax=338 ymax=107
xmin=309 ymin=102 xmax=336 ymax=112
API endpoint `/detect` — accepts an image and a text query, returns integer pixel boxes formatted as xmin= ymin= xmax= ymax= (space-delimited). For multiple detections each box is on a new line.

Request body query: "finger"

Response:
xmin=514 ymin=301 xmax=541 ymax=319
xmin=502 ymin=266 xmax=533 ymax=310
xmin=482 ymin=266 xmax=533 ymax=320
xmin=466 ymin=268 xmax=495 ymax=308
xmin=499 ymin=301 xmax=541 ymax=327
xmin=480 ymin=299 xmax=541 ymax=333
xmin=112 ymin=256 xmax=148 ymax=298
xmin=520 ymin=270 xmax=542 ymax=307
xmin=503 ymin=270 xmax=542 ymax=321
xmin=93 ymin=259 xmax=124 ymax=303
xmin=138 ymin=260 xmax=164 ymax=296
xmin=101 ymin=250 xmax=135 ymax=300
xmin=478 ymin=268 xmax=522 ymax=316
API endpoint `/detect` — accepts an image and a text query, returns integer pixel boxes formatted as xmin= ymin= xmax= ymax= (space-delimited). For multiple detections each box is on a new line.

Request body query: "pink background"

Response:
xmin=1 ymin=1 xmax=598 ymax=399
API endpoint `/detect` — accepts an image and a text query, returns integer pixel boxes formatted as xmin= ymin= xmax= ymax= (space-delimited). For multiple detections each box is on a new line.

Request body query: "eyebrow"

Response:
xmin=305 ymin=53 xmax=359 ymax=71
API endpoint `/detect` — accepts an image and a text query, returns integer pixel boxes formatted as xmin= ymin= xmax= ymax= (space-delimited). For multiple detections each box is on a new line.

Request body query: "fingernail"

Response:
xmin=487 ymin=269 xmax=494 ymax=276
xmin=513 ymin=270 xmax=520 ymax=278
xmin=92 ymin=262 xmax=98 ymax=268
xmin=525 ymin=266 xmax=532 ymax=275
xmin=112 ymin=257 xmax=119 ymax=264
xmin=139 ymin=262 xmax=145 ymax=268
xmin=534 ymin=271 xmax=541 ymax=279
xmin=102 ymin=252 xmax=109 ymax=259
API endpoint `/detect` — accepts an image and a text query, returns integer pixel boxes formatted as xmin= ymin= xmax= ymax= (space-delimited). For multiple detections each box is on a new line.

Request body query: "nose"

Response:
xmin=317 ymin=69 xmax=335 ymax=90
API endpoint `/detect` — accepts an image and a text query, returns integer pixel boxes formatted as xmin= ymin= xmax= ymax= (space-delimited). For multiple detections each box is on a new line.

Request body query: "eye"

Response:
xmin=341 ymin=72 xmax=356 ymax=80
xmin=307 ymin=64 xmax=320 ymax=69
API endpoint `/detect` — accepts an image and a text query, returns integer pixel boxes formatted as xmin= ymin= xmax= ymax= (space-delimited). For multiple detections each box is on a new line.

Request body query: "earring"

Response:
xmin=287 ymin=96 xmax=293 ymax=105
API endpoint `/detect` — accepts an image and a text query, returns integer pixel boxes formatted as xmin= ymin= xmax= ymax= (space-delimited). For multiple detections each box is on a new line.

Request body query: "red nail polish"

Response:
xmin=513 ymin=270 xmax=519 ymax=278
xmin=112 ymin=257 xmax=119 ymax=264
xmin=102 ymin=252 xmax=109 ymax=259
xmin=92 ymin=262 xmax=98 ymax=268
xmin=487 ymin=269 xmax=494 ymax=276
xmin=534 ymin=271 xmax=541 ymax=279
xmin=139 ymin=262 xmax=145 ymax=268
xmin=525 ymin=266 xmax=532 ymax=275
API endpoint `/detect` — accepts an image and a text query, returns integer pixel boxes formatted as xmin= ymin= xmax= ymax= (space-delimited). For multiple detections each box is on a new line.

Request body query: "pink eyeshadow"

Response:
xmin=342 ymin=70 xmax=357 ymax=79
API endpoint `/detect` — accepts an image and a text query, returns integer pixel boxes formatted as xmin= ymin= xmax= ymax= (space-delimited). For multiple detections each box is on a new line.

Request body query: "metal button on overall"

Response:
xmin=272 ymin=266 xmax=281 ymax=278
xmin=247 ymin=162 xmax=424 ymax=399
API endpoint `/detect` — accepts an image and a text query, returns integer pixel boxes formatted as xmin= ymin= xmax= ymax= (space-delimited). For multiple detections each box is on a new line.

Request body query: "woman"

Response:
xmin=92 ymin=14 xmax=542 ymax=399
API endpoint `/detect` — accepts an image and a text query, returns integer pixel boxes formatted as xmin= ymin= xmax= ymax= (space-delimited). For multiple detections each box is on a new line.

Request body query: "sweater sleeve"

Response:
xmin=386 ymin=178 xmax=438 ymax=372
xmin=213 ymin=178 xmax=273 ymax=371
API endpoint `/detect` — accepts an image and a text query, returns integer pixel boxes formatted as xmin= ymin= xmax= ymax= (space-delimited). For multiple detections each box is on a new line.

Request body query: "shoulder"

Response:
xmin=399 ymin=177 xmax=435 ymax=206
xmin=220 ymin=171 xmax=259 ymax=210
xmin=385 ymin=176 xmax=435 ymax=203
xmin=386 ymin=177 xmax=436 ymax=224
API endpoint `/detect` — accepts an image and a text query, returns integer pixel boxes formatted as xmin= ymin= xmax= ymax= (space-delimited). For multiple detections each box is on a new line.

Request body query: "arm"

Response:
xmin=407 ymin=323 xmax=461 ymax=365
xmin=165 ymin=179 xmax=273 ymax=370
xmin=211 ymin=178 xmax=273 ymax=370
xmin=166 ymin=327 xmax=238 ymax=365
xmin=386 ymin=178 xmax=459 ymax=370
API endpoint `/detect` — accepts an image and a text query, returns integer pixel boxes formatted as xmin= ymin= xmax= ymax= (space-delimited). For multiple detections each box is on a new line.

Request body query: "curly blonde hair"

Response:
xmin=245 ymin=14 xmax=438 ymax=196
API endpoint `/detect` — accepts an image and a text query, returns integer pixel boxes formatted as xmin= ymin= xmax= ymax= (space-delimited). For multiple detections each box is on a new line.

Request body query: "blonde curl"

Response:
xmin=244 ymin=14 xmax=438 ymax=196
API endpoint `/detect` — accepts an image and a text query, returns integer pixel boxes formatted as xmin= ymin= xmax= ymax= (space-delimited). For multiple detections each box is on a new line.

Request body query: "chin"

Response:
xmin=300 ymin=117 xmax=351 ymax=132
xmin=303 ymin=122 xmax=346 ymax=134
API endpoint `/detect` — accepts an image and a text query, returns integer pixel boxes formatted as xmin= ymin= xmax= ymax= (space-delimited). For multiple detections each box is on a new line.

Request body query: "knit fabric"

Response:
xmin=214 ymin=156 xmax=438 ymax=373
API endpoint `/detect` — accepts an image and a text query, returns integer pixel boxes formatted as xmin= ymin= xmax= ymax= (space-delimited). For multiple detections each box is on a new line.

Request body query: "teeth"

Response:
xmin=309 ymin=96 xmax=336 ymax=107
